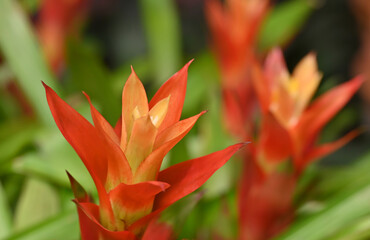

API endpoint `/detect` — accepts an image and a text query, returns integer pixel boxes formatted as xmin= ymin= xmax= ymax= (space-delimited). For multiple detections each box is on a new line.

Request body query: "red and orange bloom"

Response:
xmin=238 ymin=49 xmax=363 ymax=240
xmin=43 ymin=61 xmax=244 ymax=239
xmin=252 ymin=48 xmax=363 ymax=172
xmin=206 ymin=0 xmax=269 ymax=139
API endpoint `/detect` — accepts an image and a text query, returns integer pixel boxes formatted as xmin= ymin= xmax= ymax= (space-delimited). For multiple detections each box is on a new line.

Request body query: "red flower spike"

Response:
xmin=238 ymin=49 xmax=362 ymax=239
xmin=44 ymin=62 xmax=244 ymax=238
xmin=253 ymin=49 xmax=363 ymax=171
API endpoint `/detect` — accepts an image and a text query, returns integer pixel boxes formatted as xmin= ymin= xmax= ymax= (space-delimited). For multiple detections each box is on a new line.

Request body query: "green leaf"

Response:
xmin=160 ymin=190 xmax=204 ymax=234
xmin=314 ymin=152 xmax=370 ymax=199
xmin=13 ymin=130 xmax=95 ymax=194
xmin=200 ymin=87 xmax=236 ymax=199
xmin=0 ymin=120 xmax=40 ymax=166
xmin=7 ymin=209 xmax=79 ymax=240
xmin=327 ymin=216 xmax=370 ymax=240
xmin=0 ymin=182 xmax=12 ymax=239
xmin=0 ymin=0 xmax=59 ymax=127
xmin=277 ymin=183 xmax=370 ymax=240
xmin=13 ymin=178 xmax=60 ymax=231
xmin=139 ymin=0 xmax=182 ymax=85
xmin=66 ymin=40 xmax=121 ymax=123
xmin=258 ymin=0 xmax=314 ymax=52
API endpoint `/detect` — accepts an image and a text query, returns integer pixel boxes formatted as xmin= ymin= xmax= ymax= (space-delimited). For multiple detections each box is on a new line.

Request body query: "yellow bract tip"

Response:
xmin=149 ymin=95 xmax=171 ymax=128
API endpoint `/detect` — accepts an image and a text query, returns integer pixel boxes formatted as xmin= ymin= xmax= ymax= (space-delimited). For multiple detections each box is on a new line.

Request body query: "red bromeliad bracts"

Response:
xmin=252 ymin=48 xmax=363 ymax=173
xmin=206 ymin=0 xmax=269 ymax=139
xmin=43 ymin=61 xmax=244 ymax=239
xmin=238 ymin=49 xmax=363 ymax=240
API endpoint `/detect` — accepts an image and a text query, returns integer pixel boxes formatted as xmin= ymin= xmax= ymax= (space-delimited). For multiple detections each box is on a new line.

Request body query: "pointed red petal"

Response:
xmin=149 ymin=61 xmax=192 ymax=132
xmin=153 ymin=143 xmax=245 ymax=210
xmin=294 ymin=76 xmax=363 ymax=155
xmin=134 ymin=112 xmax=205 ymax=183
xmin=142 ymin=219 xmax=174 ymax=240
xmin=43 ymin=83 xmax=118 ymax=227
xmin=44 ymin=83 xmax=132 ymax=189
xmin=43 ymin=83 xmax=107 ymax=185
xmin=296 ymin=129 xmax=360 ymax=171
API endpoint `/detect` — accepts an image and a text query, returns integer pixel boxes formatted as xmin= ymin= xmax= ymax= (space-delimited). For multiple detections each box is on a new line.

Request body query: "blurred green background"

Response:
xmin=0 ymin=0 xmax=369 ymax=239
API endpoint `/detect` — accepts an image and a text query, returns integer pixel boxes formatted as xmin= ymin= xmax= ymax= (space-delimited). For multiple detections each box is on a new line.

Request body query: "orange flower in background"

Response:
xmin=37 ymin=0 xmax=87 ymax=73
xmin=252 ymin=48 xmax=363 ymax=172
xmin=43 ymin=61 xmax=244 ymax=239
xmin=206 ymin=0 xmax=269 ymax=139
xmin=238 ymin=49 xmax=363 ymax=240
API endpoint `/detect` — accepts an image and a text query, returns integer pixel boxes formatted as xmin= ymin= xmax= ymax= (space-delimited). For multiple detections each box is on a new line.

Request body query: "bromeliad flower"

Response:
xmin=252 ymin=48 xmax=363 ymax=172
xmin=43 ymin=61 xmax=244 ymax=239
xmin=238 ymin=49 xmax=363 ymax=240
